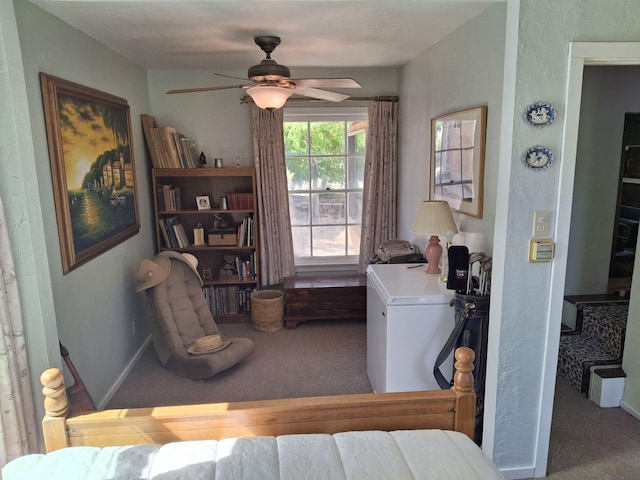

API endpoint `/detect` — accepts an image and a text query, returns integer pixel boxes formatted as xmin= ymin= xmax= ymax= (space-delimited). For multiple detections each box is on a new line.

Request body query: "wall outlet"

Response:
xmin=533 ymin=211 xmax=550 ymax=237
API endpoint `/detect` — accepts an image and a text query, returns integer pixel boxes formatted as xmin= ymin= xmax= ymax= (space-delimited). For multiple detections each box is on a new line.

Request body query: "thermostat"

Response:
xmin=529 ymin=238 xmax=554 ymax=263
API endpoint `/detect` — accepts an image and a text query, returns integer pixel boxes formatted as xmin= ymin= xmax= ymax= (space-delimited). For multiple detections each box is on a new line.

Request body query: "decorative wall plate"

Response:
xmin=525 ymin=102 xmax=556 ymax=127
xmin=524 ymin=146 xmax=554 ymax=170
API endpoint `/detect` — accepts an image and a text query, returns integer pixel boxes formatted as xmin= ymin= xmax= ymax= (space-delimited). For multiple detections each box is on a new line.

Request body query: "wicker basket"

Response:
xmin=250 ymin=290 xmax=285 ymax=331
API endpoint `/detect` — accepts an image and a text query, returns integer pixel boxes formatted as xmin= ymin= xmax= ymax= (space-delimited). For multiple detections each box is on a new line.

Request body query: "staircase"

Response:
xmin=557 ymin=300 xmax=629 ymax=394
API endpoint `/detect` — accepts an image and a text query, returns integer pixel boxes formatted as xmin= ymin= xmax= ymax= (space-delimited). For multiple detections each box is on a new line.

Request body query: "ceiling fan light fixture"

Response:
xmin=247 ymin=85 xmax=293 ymax=110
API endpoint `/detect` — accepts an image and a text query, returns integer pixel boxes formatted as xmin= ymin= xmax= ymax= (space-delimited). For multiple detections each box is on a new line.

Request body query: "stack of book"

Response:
xmin=203 ymin=286 xmax=255 ymax=316
xmin=141 ymin=114 xmax=200 ymax=169
xmin=156 ymin=184 xmax=182 ymax=211
xmin=235 ymin=253 xmax=256 ymax=281
xmin=236 ymin=215 xmax=254 ymax=247
xmin=158 ymin=216 xmax=190 ymax=248
xmin=226 ymin=193 xmax=254 ymax=210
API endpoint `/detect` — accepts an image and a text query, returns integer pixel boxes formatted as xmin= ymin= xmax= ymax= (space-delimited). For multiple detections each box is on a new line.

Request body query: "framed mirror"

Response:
xmin=430 ymin=106 xmax=487 ymax=218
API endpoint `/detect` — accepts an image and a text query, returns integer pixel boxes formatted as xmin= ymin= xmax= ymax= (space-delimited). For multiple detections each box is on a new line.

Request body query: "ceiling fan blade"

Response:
xmin=294 ymin=86 xmax=350 ymax=102
xmin=289 ymin=78 xmax=362 ymax=89
xmin=214 ymin=72 xmax=253 ymax=82
xmin=166 ymin=85 xmax=249 ymax=94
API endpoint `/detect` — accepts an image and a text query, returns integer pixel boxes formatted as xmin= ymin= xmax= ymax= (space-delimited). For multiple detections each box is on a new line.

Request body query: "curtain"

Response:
xmin=251 ymin=105 xmax=296 ymax=285
xmin=358 ymin=97 xmax=399 ymax=273
xmin=0 ymin=195 xmax=37 ymax=466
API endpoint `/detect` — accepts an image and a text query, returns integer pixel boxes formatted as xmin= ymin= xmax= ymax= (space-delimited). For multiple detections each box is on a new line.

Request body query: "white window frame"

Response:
xmin=283 ymin=106 xmax=368 ymax=274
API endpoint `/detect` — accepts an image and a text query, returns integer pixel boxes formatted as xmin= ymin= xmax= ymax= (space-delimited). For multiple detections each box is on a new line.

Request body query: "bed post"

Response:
xmin=451 ymin=346 xmax=476 ymax=439
xmin=40 ymin=368 xmax=71 ymax=452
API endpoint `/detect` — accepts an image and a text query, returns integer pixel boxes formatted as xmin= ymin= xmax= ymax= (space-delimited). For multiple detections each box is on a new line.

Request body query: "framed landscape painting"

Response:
xmin=40 ymin=73 xmax=140 ymax=273
xmin=430 ymin=106 xmax=487 ymax=218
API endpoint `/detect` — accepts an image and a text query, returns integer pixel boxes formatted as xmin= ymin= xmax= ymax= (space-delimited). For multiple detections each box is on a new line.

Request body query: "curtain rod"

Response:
xmin=240 ymin=95 xmax=398 ymax=104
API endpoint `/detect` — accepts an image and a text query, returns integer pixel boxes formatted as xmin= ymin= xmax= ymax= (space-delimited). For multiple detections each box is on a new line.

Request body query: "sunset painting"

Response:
xmin=41 ymin=74 xmax=139 ymax=273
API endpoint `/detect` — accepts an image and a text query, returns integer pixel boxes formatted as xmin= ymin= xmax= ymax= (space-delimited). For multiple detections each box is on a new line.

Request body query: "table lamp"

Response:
xmin=410 ymin=200 xmax=458 ymax=274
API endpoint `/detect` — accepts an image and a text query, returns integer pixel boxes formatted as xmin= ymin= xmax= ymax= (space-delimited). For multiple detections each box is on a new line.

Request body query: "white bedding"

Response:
xmin=2 ymin=429 xmax=503 ymax=479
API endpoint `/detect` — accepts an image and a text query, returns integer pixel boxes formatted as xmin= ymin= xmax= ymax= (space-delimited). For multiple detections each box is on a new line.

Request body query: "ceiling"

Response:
xmin=27 ymin=1 xmax=494 ymax=72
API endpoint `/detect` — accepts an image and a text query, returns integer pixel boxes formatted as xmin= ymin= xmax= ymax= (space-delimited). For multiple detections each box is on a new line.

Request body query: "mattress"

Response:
xmin=3 ymin=429 xmax=503 ymax=480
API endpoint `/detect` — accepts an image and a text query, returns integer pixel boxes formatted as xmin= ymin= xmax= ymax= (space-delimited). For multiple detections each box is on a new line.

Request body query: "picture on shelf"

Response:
xmin=196 ymin=195 xmax=211 ymax=210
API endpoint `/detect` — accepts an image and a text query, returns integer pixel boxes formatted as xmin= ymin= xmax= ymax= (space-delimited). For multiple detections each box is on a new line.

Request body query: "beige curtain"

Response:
xmin=358 ymin=97 xmax=399 ymax=273
xmin=251 ymin=105 xmax=296 ymax=285
xmin=0 ymin=195 xmax=37 ymax=466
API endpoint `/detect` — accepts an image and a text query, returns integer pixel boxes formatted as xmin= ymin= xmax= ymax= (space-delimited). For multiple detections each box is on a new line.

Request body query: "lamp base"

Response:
xmin=424 ymin=235 xmax=442 ymax=274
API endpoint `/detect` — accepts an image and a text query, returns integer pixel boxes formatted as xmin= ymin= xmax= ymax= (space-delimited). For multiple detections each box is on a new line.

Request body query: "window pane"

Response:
xmin=291 ymin=226 xmax=311 ymax=256
xmin=347 ymin=225 xmax=361 ymax=255
xmin=312 ymin=192 xmax=345 ymax=224
xmin=287 ymin=157 xmax=310 ymax=190
xmin=311 ymin=157 xmax=345 ymax=190
xmin=347 ymin=125 xmax=366 ymax=155
xmin=284 ymin=122 xmax=309 ymax=155
xmin=347 ymin=156 xmax=365 ymax=189
xmin=347 ymin=191 xmax=362 ymax=224
xmin=289 ymin=193 xmax=310 ymax=225
xmin=312 ymin=225 xmax=346 ymax=256
xmin=310 ymin=122 xmax=345 ymax=155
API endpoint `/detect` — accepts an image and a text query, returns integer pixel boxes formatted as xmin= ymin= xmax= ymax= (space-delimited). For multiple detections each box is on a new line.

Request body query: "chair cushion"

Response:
xmin=147 ymin=257 xmax=254 ymax=380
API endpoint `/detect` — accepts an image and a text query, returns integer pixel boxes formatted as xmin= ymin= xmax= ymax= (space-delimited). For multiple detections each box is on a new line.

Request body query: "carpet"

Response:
xmin=106 ymin=319 xmax=372 ymax=409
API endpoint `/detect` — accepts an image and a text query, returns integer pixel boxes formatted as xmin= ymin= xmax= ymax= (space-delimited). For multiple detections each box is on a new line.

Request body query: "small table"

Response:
xmin=283 ymin=274 xmax=367 ymax=328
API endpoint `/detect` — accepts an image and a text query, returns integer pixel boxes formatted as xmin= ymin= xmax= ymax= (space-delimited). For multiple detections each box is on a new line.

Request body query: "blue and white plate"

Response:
xmin=524 ymin=146 xmax=554 ymax=170
xmin=525 ymin=102 xmax=556 ymax=127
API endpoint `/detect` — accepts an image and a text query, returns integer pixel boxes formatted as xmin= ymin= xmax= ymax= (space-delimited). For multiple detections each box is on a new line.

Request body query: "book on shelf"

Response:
xmin=203 ymin=285 xmax=255 ymax=316
xmin=226 ymin=192 xmax=254 ymax=210
xmin=158 ymin=219 xmax=171 ymax=248
xmin=236 ymin=214 xmax=254 ymax=247
xmin=140 ymin=113 xmax=200 ymax=169
xmin=158 ymin=184 xmax=181 ymax=212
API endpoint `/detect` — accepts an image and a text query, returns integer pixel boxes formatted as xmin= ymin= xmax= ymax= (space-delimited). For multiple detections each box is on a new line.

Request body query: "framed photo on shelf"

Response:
xmin=40 ymin=73 xmax=140 ymax=274
xmin=430 ymin=105 xmax=487 ymax=218
xmin=196 ymin=195 xmax=211 ymax=210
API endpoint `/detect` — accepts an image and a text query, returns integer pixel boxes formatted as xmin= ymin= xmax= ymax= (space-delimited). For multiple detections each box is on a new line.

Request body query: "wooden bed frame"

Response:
xmin=40 ymin=347 xmax=476 ymax=453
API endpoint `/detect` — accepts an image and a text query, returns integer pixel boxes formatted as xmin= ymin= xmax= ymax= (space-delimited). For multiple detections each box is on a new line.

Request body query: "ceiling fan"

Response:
xmin=166 ymin=35 xmax=361 ymax=110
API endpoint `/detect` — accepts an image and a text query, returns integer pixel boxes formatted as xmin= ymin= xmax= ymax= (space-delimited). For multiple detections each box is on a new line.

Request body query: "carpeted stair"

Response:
xmin=557 ymin=302 xmax=629 ymax=394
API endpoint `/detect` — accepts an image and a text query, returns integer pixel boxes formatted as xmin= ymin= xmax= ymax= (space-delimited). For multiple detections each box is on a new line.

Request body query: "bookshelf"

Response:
xmin=152 ymin=168 xmax=259 ymax=322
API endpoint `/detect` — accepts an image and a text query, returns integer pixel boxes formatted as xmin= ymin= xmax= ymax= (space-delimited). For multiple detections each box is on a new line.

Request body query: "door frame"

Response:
xmin=536 ymin=42 xmax=640 ymax=476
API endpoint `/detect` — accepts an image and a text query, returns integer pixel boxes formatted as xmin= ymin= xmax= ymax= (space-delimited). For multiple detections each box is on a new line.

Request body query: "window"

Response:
xmin=283 ymin=107 xmax=367 ymax=268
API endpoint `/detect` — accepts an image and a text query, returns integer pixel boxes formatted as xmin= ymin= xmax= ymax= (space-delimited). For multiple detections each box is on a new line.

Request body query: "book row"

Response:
xmin=203 ymin=285 xmax=256 ymax=316
xmin=156 ymin=184 xmax=253 ymax=213
xmin=141 ymin=114 xmax=202 ymax=169
xmin=158 ymin=215 xmax=255 ymax=249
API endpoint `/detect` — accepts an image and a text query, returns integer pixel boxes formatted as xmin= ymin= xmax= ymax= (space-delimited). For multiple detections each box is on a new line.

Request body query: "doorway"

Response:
xmin=538 ymin=43 xmax=640 ymax=476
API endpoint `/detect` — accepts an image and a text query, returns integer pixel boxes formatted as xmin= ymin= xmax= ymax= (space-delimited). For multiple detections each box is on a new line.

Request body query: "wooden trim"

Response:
xmin=40 ymin=347 xmax=476 ymax=452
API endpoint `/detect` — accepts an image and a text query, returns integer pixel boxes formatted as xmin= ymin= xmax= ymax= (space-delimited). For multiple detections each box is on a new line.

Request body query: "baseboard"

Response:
xmin=620 ymin=398 xmax=640 ymax=421
xmin=97 ymin=335 xmax=151 ymax=409
xmin=499 ymin=465 xmax=536 ymax=479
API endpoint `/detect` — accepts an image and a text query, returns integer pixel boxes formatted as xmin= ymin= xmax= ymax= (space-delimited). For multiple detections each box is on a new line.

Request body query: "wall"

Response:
xmin=398 ymin=3 xmax=506 ymax=256
xmin=13 ymin=0 xmax=156 ymax=415
xmin=565 ymin=66 xmax=640 ymax=295
xmin=488 ymin=1 xmax=640 ymax=477
xmin=0 ymin=0 xmax=60 ymax=446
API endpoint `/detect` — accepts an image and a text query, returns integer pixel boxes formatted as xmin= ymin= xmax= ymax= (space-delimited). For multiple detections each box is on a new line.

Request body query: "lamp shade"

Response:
xmin=410 ymin=201 xmax=458 ymax=236
xmin=410 ymin=201 xmax=458 ymax=274
xmin=246 ymin=85 xmax=293 ymax=110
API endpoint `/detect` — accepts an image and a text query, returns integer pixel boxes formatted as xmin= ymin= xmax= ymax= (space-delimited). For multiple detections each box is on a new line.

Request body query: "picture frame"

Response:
xmin=40 ymin=73 xmax=140 ymax=274
xmin=430 ymin=106 xmax=487 ymax=218
xmin=196 ymin=195 xmax=211 ymax=210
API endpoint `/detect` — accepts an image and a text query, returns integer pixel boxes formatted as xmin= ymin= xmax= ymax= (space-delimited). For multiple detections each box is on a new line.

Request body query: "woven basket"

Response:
xmin=250 ymin=290 xmax=285 ymax=331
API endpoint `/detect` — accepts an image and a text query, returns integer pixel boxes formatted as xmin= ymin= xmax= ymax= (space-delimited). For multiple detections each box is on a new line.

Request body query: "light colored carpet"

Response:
xmin=106 ymin=319 xmax=372 ymax=409
xmin=531 ymin=376 xmax=640 ymax=479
